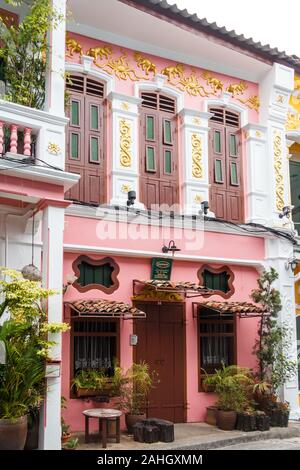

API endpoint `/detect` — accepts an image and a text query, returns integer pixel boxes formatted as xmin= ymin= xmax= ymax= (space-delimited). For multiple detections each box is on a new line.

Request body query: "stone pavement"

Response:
xmin=217 ymin=437 xmax=300 ymax=450
xmin=76 ymin=421 xmax=300 ymax=451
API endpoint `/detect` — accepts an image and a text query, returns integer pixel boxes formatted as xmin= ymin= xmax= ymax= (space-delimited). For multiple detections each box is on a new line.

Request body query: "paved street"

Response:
xmin=218 ymin=437 xmax=300 ymax=450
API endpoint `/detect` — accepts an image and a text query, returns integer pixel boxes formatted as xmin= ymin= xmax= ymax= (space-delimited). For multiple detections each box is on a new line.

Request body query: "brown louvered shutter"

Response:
xmin=65 ymin=74 xmax=105 ymax=205
xmin=209 ymin=107 xmax=243 ymax=222
xmin=140 ymin=92 xmax=178 ymax=210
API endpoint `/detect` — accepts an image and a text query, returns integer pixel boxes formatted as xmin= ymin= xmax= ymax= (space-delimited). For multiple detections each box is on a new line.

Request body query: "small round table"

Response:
xmin=83 ymin=408 xmax=122 ymax=448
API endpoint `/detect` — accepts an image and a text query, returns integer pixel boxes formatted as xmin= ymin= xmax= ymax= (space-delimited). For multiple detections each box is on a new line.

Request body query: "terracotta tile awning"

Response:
xmin=65 ymin=299 xmax=146 ymax=319
xmin=133 ymin=279 xmax=213 ymax=295
xmin=197 ymin=301 xmax=269 ymax=318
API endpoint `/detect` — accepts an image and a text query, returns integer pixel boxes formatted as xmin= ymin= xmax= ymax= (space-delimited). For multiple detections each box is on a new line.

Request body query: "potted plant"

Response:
xmin=24 ymin=406 xmax=40 ymax=450
xmin=72 ymin=369 xmax=115 ymax=398
xmin=205 ymin=406 xmax=218 ymax=426
xmin=254 ymin=411 xmax=270 ymax=431
xmin=204 ymin=364 xmax=253 ymax=431
xmin=251 ymin=269 xmax=297 ymax=427
xmin=118 ymin=362 xmax=158 ymax=434
xmin=0 ymin=268 xmax=69 ymax=450
xmin=62 ymin=437 xmax=79 ymax=451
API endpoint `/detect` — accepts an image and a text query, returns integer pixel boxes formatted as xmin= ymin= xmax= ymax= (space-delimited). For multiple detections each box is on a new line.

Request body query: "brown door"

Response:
xmin=139 ymin=92 xmax=179 ymax=210
xmin=65 ymin=74 xmax=105 ymax=205
xmin=134 ymin=302 xmax=185 ymax=423
xmin=209 ymin=107 xmax=244 ymax=223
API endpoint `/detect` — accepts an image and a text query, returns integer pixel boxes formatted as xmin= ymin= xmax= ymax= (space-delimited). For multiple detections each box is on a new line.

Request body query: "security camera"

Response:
xmin=200 ymin=200 xmax=209 ymax=215
xmin=127 ymin=190 xmax=136 ymax=207
xmin=279 ymin=205 xmax=294 ymax=219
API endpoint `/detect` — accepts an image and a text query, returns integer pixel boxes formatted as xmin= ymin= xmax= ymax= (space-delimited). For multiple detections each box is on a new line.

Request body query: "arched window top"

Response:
xmin=209 ymin=106 xmax=240 ymax=128
xmin=141 ymin=91 xmax=176 ymax=114
xmin=66 ymin=73 xmax=105 ymax=99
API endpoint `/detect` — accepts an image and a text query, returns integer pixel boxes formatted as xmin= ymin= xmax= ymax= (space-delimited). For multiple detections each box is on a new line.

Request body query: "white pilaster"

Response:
xmin=179 ymin=109 xmax=212 ymax=214
xmin=259 ymin=63 xmax=294 ymax=226
xmin=39 ymin=205 xmax=65 ymax=450
xmin=265 ymin=237 xmax=300 ymax=419
xmin=243 ymin=123 xmax=270 ymax=224
xmin=44 ymin=0 xmax=66 ymax=117
xmin=107 ymin=92 xmax=144 ymax=208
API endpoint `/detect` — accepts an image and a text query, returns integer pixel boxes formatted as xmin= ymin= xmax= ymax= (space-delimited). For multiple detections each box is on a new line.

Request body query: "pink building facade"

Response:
xmin=0 ymin=0 xmax=300 ymax=449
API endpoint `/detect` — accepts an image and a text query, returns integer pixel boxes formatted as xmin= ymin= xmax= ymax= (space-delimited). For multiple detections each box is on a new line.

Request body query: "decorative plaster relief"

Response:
xmin=121 ymin=183 xmax=132 ymax=193
xmin=191 ymin=133 xmax=203 ymax=179
xmin=47 ymin=142 xmax=61 ymax=155
xmin=65 ymin=35 xmax=259 ymax=112
xmin=273 ymin=131 xmax=284 ymax=211
xmin=119 ymin=119 xmax=132 ymax=168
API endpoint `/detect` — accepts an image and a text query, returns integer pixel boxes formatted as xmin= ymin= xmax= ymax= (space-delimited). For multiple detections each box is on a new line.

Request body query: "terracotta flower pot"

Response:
xmin=125 ymin=413 xmax=146 ymax=434
xmin=216 ymin=410 xmax=237 ymax=431
xmin=0 ymin=415 xmax=28 ymax=450
xmin=205 ymin=406 xmax=217 ymax=426
xmin=61 ymin=432 xmax=71 ymax=444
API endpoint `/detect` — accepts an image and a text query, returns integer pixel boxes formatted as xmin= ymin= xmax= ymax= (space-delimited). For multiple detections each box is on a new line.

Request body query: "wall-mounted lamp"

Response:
xmin=200 ymin=200 xmax=209 ymax=215
xmin=162 ymin=240 xmax=181 ymax=254
xmin=285 ymin=257 xmax=297 ymax=271
xmin=127 ymin=190 xmax=136 ymax=207
xmin=279 ymin=205 xmax=293 ymax=219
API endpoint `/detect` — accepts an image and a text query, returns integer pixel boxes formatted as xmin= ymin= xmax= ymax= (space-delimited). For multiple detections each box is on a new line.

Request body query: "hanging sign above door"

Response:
xmin=151 ymin=258 xmax=173 ymax=281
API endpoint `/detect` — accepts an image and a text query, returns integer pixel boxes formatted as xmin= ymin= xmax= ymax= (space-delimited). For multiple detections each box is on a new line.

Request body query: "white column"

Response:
xmin=179 ymin=109 xmax=212 ymax=214
xmin=44 ymin=0 xmax=66 ymax=117
xmin=39 ymin=204 xmax=65 ymax=450
xmin=259 ymin=63 xmax=294 ymax=226
xmin=243 ymin=123 xmax=270 ymax=224
xmin=107 ymin=92 xmax=144 ymax=208
xmin=265 ymin=237 xmax=300 ymax=419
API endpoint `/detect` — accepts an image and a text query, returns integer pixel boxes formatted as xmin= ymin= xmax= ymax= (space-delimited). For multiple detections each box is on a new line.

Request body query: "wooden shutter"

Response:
xmin=209 ymin=123 xmax=227 ymax=219
xmin=65 ymin=74 xmax=105 ymax=205
xmin=208 ymin=107 xmax=243 ymax=222
xmin=140 ymin=92 xmax=178 ymax=210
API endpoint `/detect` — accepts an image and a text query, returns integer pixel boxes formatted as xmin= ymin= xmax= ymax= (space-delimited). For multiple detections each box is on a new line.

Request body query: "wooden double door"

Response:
xmin=134 ymin=302 xmax=185 ymax=423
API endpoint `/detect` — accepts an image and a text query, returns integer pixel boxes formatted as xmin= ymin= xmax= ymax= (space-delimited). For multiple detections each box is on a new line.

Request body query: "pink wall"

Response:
xmin=64 ymin=214 xmax=265 ymax=261
xmin=62 ymin=252 xmax=260 ymax=430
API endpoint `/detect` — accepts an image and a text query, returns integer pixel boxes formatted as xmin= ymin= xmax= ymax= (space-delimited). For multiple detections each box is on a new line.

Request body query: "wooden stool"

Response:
xmin=83 ymin=408 xmax=122 ymax=448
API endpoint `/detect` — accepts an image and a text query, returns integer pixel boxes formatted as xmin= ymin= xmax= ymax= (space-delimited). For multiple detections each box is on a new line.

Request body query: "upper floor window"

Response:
xmin=65 ymin=74 xmax=105 ymax=205
xmin=139 ymin=92 xmax=179 ymax=210
xmin=208 ymin=107 xmax=244 ymax=223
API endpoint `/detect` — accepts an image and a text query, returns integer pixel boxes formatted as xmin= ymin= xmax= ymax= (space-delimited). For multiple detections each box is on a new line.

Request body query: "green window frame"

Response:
xmin=214 ymin=159 xmax=223 ymax=183
xmin=213 ymin=130 xmax=222 ymax=154
xmin=78 ymin=261 xmax=113 ymax=288
xmin=229 ymin=134 xmax=237 ymax=157
xmin=146 ymin=146 xmax=156 ymax=172
xmin=90 ymin=136 xmax=100 ymax=163
xmin=146 ymin=115 xmax=155 ymax=141
xmin=230 ymin=162 xmax=239 ymax=186
xmin=202 ymin=269 xmax=230 ymax=293
xmin=90 ymin=104 xmax=99 ymax=130
xmin=164 ymin=149 xmax=172 ymax=174
xmin=71 ymin=100 xmax=80 ymax=126
xmin=163 ymin=119 xmax=172 ymax=145
xmin=71 ymin=133 xmax=79 ymax=159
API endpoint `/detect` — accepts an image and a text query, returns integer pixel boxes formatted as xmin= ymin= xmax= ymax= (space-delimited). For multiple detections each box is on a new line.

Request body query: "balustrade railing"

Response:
xmin=0 ymin=121 xmax=36 ymax=158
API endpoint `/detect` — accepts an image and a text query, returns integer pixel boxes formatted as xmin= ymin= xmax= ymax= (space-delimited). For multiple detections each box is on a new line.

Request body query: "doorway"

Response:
xmin=134 ymin=302 xmax=186 ymax=423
